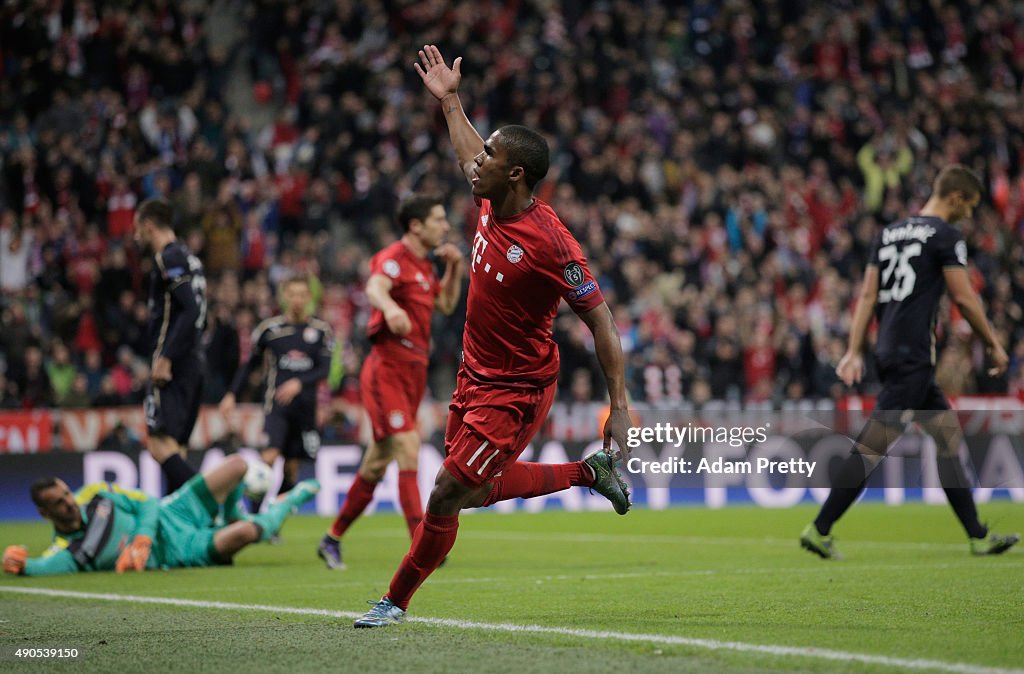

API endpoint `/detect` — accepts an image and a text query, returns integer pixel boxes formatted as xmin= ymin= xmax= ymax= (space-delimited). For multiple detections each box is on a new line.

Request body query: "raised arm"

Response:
xmin=414 ymin=45 xmax=484 ymax=184
xmin=578 ymin=302 xmax=632 ymax=461
xmin=434 ymin=243 xmax=465 ymax=316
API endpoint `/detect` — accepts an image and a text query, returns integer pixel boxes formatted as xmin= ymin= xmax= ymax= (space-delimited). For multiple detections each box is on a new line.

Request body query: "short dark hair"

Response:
xmin=136 ymin=198 xmax=175 ymax=230
xmin=397 ymin=193 xmax=443 ymax=233
xmin=496 ymin=125 xmax=550 ymax=190
xmin=283 ymin=275 xmax=309 ymax=290
xmin=30 ymin=477 xmax=59 ymax=507
xmin=934 ymin=165 xmax=984 ymax=200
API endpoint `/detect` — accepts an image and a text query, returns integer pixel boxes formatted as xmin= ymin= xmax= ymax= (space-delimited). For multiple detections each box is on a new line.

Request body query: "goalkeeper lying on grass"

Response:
xmin=3 ymin=455 xmax=318 ymax=576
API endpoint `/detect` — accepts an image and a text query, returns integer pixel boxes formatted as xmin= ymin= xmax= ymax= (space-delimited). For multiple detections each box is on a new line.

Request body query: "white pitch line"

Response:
xmin=359 ymin=528 xmax=984 ymax=550
xmin=76 ymin=559 xmax=1023 ymax=593
xmin=1 ymin=586 xmax=1019 ymax=674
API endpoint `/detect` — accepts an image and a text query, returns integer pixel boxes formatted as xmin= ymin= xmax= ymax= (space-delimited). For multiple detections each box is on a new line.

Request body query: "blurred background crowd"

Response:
xmin=2 ymin=0 xmax=1024 ymax=423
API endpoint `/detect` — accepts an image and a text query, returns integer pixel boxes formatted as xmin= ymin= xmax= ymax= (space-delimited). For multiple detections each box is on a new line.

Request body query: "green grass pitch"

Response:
xmin=1 ymin=502 xmax=1022 ymax=673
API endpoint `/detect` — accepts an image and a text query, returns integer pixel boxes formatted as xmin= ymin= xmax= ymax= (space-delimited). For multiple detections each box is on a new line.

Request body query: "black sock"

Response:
xmin=937 ymin=455 xmax=987 ymax=539
xmin=814 ymin=486 xmax=867 ymax=536
xmin=814 ymin=419 xmax=901 ymax=536
xmin=814 ymin=450 xmax=877 ymax=536
xmin=161 ymin=454 xmax=196 ymax=493
xmin=249 ymin=494 xmax=265 ymax=513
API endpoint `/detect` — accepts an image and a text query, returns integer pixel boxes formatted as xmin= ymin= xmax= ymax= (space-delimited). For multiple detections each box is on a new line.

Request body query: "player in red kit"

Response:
xmin=318 ymin=194 xmax=464 ymax=569
xmin=354 ymin=45 xmax=633 ymax=628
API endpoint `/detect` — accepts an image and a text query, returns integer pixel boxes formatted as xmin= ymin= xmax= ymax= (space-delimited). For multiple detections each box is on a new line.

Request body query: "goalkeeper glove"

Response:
xmin=3 ymin=545 xmax=27 ymax=575
xmin=115 ymin=535 xmax=153 ymax=573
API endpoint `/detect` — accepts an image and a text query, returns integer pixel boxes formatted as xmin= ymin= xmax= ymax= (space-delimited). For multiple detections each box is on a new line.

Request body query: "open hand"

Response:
xmin=115 ymin=535 xmax=152 ymax=573
xmin=414 ymin=45 xmax=462 ymax=101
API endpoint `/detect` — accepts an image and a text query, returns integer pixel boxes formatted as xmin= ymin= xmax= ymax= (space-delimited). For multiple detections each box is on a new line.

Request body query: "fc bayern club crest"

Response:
xmin=303 ymin=327 xmax=319 ymax=343
xmin=506 ymin=244 xmax=524 ymax=263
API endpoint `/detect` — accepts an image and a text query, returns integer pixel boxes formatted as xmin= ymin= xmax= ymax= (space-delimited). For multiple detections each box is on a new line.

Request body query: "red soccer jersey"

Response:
xmin=463 ymin=198 xmax=604 ymax=385
xmin=366 ymin=240 xmax=440 ymax=362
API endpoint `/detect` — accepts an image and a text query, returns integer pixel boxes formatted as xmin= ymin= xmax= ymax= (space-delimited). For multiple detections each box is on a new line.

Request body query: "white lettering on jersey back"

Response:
xmin=882 ymin=221 xmax=937 ymax=245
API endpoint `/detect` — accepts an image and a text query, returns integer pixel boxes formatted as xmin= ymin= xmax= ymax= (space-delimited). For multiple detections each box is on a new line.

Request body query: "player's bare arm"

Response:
xmin=837 ymin=265 xmax=880 ymax=386
xmin=944 ymin=267 xmax=1010 ymax=376
xmin=414 ymin=45 xmax=483 ymax=183
xmin=366 ymin=273 xmax=411 ymax=336
xmin=578 ymin=302 xmax=632 ymax=461
xmin=434 ymin=243 xmax=465 ymax=316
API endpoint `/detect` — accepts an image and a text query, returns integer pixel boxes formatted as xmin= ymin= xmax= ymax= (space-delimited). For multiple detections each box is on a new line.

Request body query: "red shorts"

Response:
xmin=360 ymin=349 xmax=427 ymax=442
xmin=442 ymin=366 xmax=557 ymax=488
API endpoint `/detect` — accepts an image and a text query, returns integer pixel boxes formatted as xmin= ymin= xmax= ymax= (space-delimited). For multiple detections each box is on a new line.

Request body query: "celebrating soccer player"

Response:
xmin=353 ymin=46 xmax=633 ymax=628
xmin=800 ymin=165 xmax=1019 ymax=559
xmin=134 ymin=198 xmax=207 ymax=494
xmin=2 ymin=455 xmax=318 ymax=576
xmin=317 ymin=194 xmax=464 ymax=570
xmin=220 ymin=277 xmax=333 ymax=520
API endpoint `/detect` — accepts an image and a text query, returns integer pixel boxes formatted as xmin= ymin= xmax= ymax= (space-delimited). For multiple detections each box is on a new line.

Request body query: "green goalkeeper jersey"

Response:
xmin=24 ymin=483 xmax=161 ymax=576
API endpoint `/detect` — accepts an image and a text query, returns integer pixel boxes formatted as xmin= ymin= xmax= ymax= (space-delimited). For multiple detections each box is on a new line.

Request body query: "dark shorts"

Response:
xmin=360 ymin=349 xmax=428 ymax=442
xmin=442 ymin=366 xmax=556 ymax=488
xmin=145 ymin=365 xmax=204 ymax=446
xmin=873 ymin=361 xmax=950 ymax=423
xmin=265 ymin=401 xmax=320 ymax=460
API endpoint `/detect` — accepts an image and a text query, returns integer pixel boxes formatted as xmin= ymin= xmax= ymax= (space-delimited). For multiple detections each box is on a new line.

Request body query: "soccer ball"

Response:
xmin=243 ymin=461 xmax=273 ymax=498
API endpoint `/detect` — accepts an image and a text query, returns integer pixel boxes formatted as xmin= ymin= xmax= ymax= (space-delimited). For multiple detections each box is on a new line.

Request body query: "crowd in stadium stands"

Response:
xmin=2 ymin=0 xmax=1024 ymax=423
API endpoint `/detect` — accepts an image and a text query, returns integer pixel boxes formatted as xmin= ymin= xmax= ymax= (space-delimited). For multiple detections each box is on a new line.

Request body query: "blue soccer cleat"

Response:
xmin=353 ymin=597 xmax=405 ymax=628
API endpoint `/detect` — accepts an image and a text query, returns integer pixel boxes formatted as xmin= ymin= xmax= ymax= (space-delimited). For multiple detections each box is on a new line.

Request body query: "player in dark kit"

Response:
xmin=134 ymin=198 xmax=207 ymax=494
xmin=354 ymin=45 xmax=633 ymax=628
xmin=220 ymin=276 xmax=332 ymax=512
xmin=317 ymin=194 xmax=464 ymax=570
xmin=800 ymin=165 xmax=1019 ymax=559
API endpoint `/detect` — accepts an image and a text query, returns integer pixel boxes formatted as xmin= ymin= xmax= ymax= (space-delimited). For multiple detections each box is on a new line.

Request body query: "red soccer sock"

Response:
xmin=481 ymin=461 xmax=590 ymax=507
xmin=386 ymin=512 xmax=459 ymax=610
xmin=397 ymin=470 xmax=423 ymax=538
xmin=329 ymin=474 xmax=378 ymax=539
